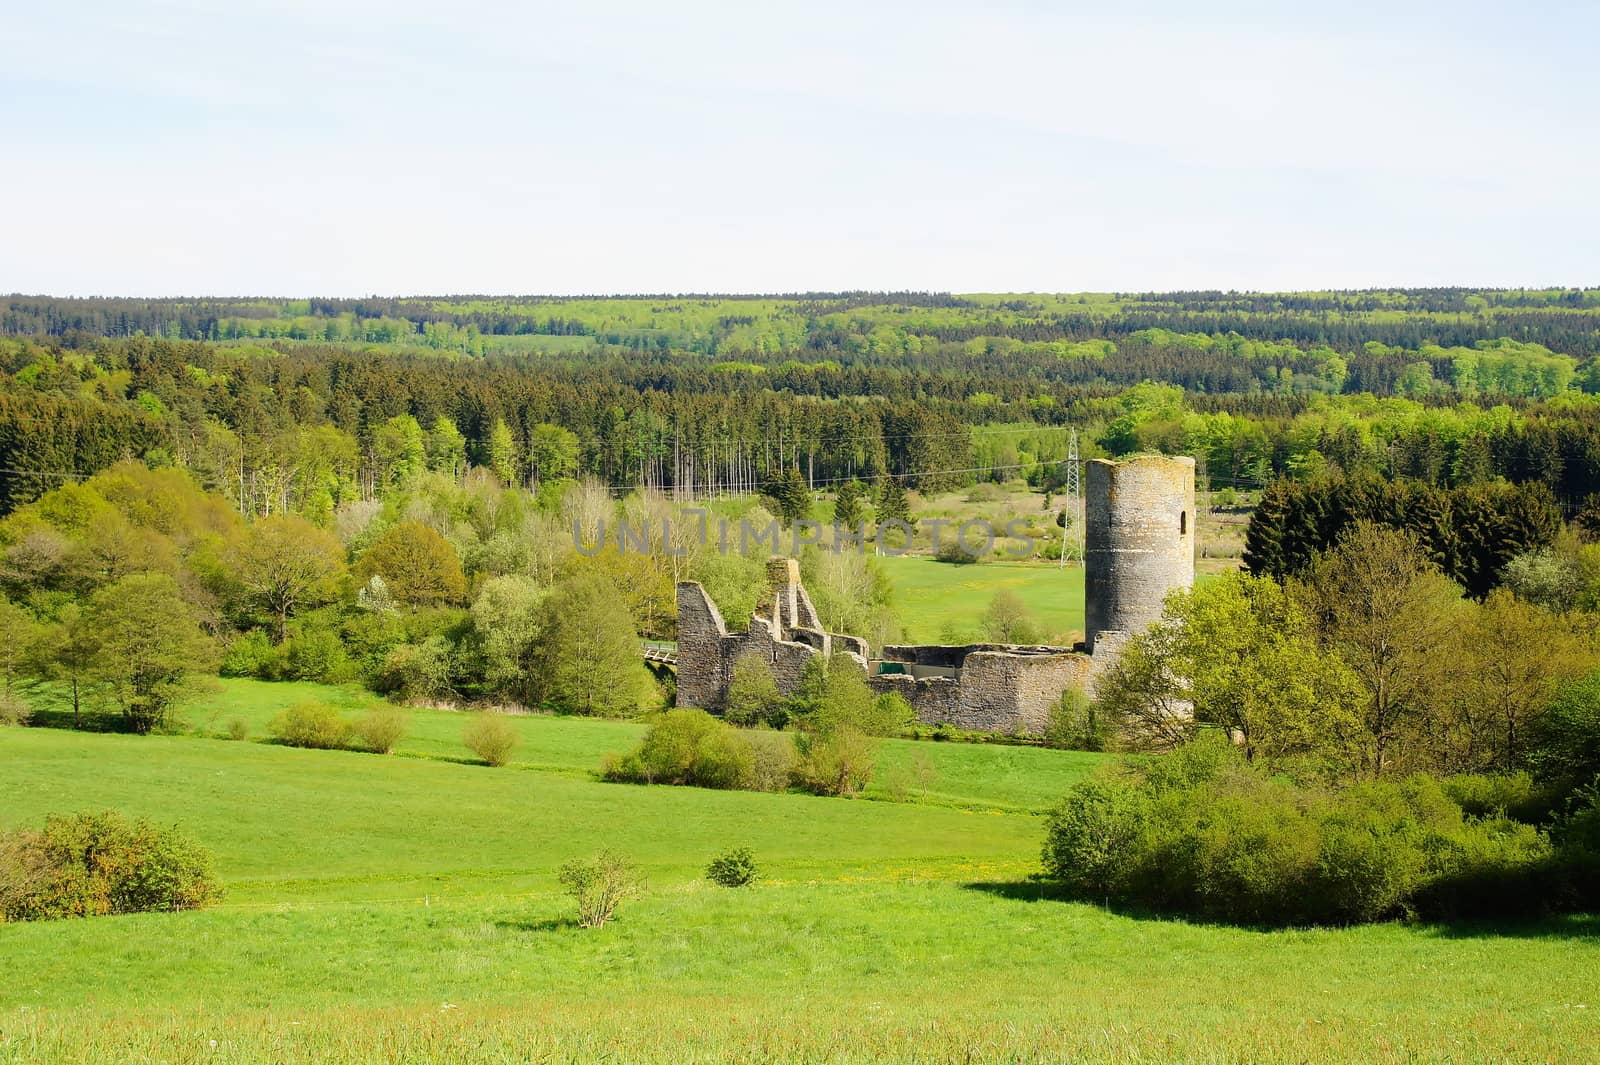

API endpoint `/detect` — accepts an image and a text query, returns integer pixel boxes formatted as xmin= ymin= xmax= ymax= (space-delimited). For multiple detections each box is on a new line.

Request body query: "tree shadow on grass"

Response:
xmin=961 ymin=880 xmax=1600 ymax=940
xmin=493 ymin=916 xmax=580 ymax=933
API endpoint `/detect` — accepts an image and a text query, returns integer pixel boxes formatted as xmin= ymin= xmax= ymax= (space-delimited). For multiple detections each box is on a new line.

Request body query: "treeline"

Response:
xmin=1242 ymin=473 xmax=1560 ymax=595
xmin=15 ymin=333 xmax=1600 ymax=515
xmin=0 ymin=456 xmax=908 ymax=742
xmin=7 ymin=289 xmax=1599 ymax=360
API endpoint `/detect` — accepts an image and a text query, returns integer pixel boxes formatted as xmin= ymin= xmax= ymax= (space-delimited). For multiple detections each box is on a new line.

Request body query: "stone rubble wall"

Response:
xmin=680 ymin=576 xmax=1124 ymax=733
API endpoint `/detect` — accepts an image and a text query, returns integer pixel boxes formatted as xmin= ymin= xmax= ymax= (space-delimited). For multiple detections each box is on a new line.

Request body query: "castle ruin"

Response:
xmin=674 ymin=455 xmax=1195 ymax=734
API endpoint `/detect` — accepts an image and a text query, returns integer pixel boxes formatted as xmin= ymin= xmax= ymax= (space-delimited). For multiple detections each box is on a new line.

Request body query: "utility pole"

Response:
xmin=1060 ymin=428 xmax=1080 ymax=569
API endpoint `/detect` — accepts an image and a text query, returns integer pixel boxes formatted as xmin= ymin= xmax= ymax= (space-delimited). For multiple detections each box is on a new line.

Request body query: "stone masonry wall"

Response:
xmin=869 ymin=649 xmax=1091 ymax=733
xmin=675 ymin=579 xmax=867 ymax=712
xmin=1084 ymin=455 xmax=1195 ymax=653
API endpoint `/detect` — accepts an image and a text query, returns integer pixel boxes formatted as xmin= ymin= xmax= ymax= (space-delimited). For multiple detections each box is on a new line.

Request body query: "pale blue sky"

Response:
xmin=2 ymin=1 xmax=1595 ymax=295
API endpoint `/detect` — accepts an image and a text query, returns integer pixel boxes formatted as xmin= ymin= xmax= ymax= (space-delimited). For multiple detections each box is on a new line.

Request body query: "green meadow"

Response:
xmin=3 ymin=696 xmax=1598 ymax=1063
xmin=877 ymin=557 xmax=1087 ymax=644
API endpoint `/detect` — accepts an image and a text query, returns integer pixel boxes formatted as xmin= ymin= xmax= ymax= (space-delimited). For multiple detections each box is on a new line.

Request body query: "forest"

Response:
xmin=4 ymin=288 xmax=1600 ymax=518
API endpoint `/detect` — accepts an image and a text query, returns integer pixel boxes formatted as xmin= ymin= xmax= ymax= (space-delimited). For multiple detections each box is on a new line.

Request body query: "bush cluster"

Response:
xmin=602 ymin=709 xmax=793 ymax=792
xmin=934 ymin=541 xmax=982 ymax=565
xmin=1042 ymin=736 xmax=1584 ymax=926
xmin=269 ymin=701 xmax=352 ymax=749
xmin=604 ymin=660 xmax=918 ymax=799
xmin=267 ymin=701 xmax=409 ymax=754
xmin=0 ymin=690 xmax=32 ymax=727
xmin=0 ymin=811 xmax=219 ymax=922
xmin=1042 ymin=689 xmax=1112 ymax=752
xmin=221 ymin=625 xmax=354 ymax=685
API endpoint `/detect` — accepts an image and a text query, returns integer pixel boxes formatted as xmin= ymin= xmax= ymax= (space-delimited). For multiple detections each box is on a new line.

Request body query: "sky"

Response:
xmin=2 ymin=0 xmax=1596 ymax=296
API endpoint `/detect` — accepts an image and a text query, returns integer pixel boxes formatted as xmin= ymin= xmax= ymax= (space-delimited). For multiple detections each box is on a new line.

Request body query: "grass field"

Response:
xmin=877 ymin=556 xmax=1087 ymax=643
xmin=159 ymin=679 xmax=1097 ymax=813
xmin=4 ymin=687 xmax=1599 ymax=1063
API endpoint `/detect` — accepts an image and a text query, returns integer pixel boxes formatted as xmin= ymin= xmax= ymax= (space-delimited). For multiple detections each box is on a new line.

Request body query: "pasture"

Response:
xmin=876 ymin=555 xmax=1086 ymax=644
xmin=3 ymin=698 xmax=1598 ymax=1063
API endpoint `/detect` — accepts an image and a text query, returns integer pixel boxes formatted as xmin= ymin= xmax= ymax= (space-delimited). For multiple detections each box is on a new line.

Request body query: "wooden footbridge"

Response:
xmin=640 ymin=640 xmax=678 ymax=666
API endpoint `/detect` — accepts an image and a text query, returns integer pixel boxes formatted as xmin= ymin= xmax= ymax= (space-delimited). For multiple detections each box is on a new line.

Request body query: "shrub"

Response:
xmin=965 ymin=483 xmax=1002 ymax=503
xmin=268 ymin=701 xmax=351 ymax=750
xmin=1042 ymin=773 xmax=1153 ymax=896
xmin=375 ymin=637 xmax=455 ymax=702
xmin=706 ymin=846 xmax=759 ymax=887
xmin=219 ymin=629 xmax=278 ymax=678
xmin=1 ymin=811 xmax=219 ymax=922
xmin=558 ymin=850 xmax=645 ymax=928
xmin=880 ymin=750 xmax=937 ymax=803
xmin=1551 ymin=781 xmax=1600 ymax=910
xmin=352 ymin=708 xmax=408 ymax=754
xmin=935 ymin=541 xmax=981 ymax=565
xmin=224 ymin=717 xmax=250 ymax=742
xmin=1041 ymin=738 xmax=1568 ymax=926
xmin=463 ymin=713 xmax=518 ymax=766
xmin=1043 ymin=688 xmax=1111 ymax=751
xmin=1530 ymin=672 xmax=1600 ymax=790
xmin=744 ymin=730 xmax=798 ymax=793
xmin=1441 ymin=772 xmax=1549 ymax=822
xmin=285 ymin=627 xmax=353 ymax=684
xmin=603 ymin=709 xmax=753 ymax=789
xmin=724 ymin=652 xmax=786 ymax=728
xmin=0 ymin=690 xmax=33 ymax=727
xmin=794 ymin=727 xmax=877 ymax=797
xmin=0 ymin=831 xmax=55 ymax=919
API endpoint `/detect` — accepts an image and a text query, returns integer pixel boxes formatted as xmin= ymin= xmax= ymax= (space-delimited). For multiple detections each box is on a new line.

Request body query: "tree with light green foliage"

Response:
xmin=723 ymin=651 xmax=785 ymax=728
xmin=1100 ymin=571 xmax=1364 ymax=776
xmin=426 ymin=416 xmax=467 ymax=478
xmin=530 ymin=573 xmax=653 ymax=717
xmin=354 ymin=521 xmax=466 ymax=606
xmin=982 ymin=589 xmax=1040 ymax=644
xmin=372 ymin=415 xmax=427 ymax=489
xmin=470 ymin=574 xmax=544 ymax=703
xmin=526 ymin=423 xmax=580 ymax=488
xmin=228 ymin=514 xmax=347 ymax=642
xmin=487 ymin=417 xmax=518 ymax=487
xmin=82 ymin=573 xmax=216 ymax=734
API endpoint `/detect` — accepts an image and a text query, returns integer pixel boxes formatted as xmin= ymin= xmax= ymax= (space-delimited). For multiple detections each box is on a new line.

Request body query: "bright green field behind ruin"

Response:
xmin=4 ymin=708 xmax=1599 ymax=1064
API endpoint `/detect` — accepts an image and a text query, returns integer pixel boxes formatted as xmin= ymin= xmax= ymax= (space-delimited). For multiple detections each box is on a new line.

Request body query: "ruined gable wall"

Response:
xmin=957 ymin=651 xmax=1093 ymax=733
xmin=677 ymin=580 xmax=841 ymax=711
xmin=676 ymin=582 xmax=732 ymax=710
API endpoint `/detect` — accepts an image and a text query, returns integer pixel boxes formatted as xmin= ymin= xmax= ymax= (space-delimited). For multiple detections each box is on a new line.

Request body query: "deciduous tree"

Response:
xmin=354 ymin=521 xmax=466 ymax=606
xmin=230 ymin=515 xmax=347 ymax=642
xmin=82 ymin=573 xmax=216 ymax=734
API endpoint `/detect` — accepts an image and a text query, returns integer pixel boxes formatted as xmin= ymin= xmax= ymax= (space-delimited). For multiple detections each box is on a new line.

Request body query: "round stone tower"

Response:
xmin=1084 ymin=455 xmax=1195 ymax=652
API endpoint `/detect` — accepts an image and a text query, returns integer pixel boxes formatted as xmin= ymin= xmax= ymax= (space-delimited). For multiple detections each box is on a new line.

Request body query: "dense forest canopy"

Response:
xmin=2 ymin=288 xmax=1599 ymax=515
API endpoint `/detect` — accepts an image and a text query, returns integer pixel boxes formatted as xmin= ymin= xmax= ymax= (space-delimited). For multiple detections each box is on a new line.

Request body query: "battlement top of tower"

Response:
xmin=766 ymin=557 xmax=802 ymax=587
xmin=1087 ymin=454 xmax=1196 ymax=471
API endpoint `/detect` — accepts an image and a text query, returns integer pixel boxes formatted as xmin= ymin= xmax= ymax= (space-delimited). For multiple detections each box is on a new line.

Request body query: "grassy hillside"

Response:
xmin=3 ymin=719 xmax=1598 ymax=1063
xmin=0 ymin=725 xmax=1054 ymax=905
xmin=5 ymin=878 xmax=1596 ymax=1064
xmin=156 ymin=679 xmax=1098 ymax=812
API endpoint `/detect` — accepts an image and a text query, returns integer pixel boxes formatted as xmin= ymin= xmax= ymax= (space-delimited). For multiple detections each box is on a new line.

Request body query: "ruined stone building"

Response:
xmin=675 ymin=455 xmax=1195 ymax=734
